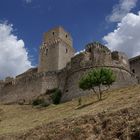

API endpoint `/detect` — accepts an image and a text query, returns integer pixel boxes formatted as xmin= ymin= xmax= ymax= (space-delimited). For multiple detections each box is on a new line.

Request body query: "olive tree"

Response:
xmin=79 ymin=68 xmax=116 ymax=100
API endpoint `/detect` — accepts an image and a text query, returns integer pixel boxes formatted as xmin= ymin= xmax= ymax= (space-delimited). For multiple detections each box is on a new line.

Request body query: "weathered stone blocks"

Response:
xmin=0 ymin=27 xmax=138 ymax=104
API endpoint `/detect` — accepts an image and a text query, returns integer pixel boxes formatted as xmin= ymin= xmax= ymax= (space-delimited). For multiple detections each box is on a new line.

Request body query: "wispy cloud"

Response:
xmin=107 ymin=0 xmax=137 ymax=22
xmin=24 ymin=0 xmax=32 ymax=4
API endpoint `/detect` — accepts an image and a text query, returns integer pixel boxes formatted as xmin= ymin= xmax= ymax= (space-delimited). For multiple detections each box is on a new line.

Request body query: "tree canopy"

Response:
xmin=79 ymin=68 xmax=116 ymax=100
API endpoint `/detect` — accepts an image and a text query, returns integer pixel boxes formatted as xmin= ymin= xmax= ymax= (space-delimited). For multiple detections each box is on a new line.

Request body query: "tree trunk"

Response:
xmin=92 ymin=88 xmax=99 ymax=100
xmin=98 ymin=85 xmax=102 ymax=100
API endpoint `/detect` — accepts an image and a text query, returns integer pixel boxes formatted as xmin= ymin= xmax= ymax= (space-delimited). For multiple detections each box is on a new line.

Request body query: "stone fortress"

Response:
xmin=0 ymin=26 xmax=139 ymax=104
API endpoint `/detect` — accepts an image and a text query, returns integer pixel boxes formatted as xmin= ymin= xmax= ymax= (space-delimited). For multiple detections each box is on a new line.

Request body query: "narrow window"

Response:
xmin=66 ymin=48 xmax=68 ymax=53
xmin=52 ymin=32 xmax=55 ymax=35
xmin=132 ymin=69 xmax=135 ymax=73
xmin=65 ymin=89 xmax=68 ymax=92
xmin=46 ymin=49 xmax=48 ymax=55
xmin=66 ymin=34 xmax=68 ymax=38
xmin=88 ymin=48 xmax=92 ymax=52
xmin=44 ymin=42 xmax=46 ymax=46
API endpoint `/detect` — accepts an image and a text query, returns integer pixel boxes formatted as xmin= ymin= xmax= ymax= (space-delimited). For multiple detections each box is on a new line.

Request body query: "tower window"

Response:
xmin=66 ymin=48 xmax=68 ymax=53
xmin=65 ymin=89 xmax=68 ymax=92
xmin=132 ymin=69 xmax=135 ymax=73
xmin=52 ymin=32 xmax=55 ymax=35
xmin=66 ymin=34 xmax=68 ymax=38
xmin=46 ymin=49 xmax=48 ymax=55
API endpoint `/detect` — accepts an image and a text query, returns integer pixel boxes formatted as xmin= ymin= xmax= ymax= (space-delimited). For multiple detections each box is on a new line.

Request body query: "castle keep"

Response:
xmin=38 ymin=27 xmax=75 ymax=72
xmin=0 ymin=27 xmax=138 ymax=104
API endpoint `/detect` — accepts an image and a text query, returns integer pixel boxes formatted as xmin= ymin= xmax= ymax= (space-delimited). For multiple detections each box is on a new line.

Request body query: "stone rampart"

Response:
xmin=0 ymin=31 xmax=138 ymax=104
xmin=61 ymin=66 xmax=137 ymax=102
xmin=129 ymin=55 xmax=140 ymax=83
xmin=60 ymin=42 xmax=137 ymax=102
xmin=0 ymin=71 xmax=58 ymax=104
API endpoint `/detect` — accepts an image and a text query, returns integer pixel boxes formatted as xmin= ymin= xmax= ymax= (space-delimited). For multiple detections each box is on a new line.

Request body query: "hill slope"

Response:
xmin=0 ymin=85 xmax=140 ymax=140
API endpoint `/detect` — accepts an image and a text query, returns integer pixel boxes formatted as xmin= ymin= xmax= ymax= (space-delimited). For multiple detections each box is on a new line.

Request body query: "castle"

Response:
xmin=0 ymin=26 xmax=139 ymax=104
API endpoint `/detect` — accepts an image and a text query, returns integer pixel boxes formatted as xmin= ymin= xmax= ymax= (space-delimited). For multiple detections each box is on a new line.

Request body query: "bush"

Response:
xmin=51 ymin=89 xmax=62 ymax=105
xmin=45 ymin=88 xmax=57 ymax=95
xmin=78 ymin=97 xmax=82 ymax=106
xmin=40 ymin=101 xmax=50 ymax=107
xmin=32 ymin=98 xmax=44 ymax=106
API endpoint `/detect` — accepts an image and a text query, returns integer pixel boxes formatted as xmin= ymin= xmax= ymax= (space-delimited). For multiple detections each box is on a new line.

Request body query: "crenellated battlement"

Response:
xmin=111 ymin=51 xmax=130 ymax=70
xmin=65 ymin=42 xmax=130 ymax=76
xmin=86 ymin=42 xmax=110 ymax=53
xmin=43 ymin=26 xmax=73 ymax=48
xmin=0 ymin=27 xmax=138 ymax=104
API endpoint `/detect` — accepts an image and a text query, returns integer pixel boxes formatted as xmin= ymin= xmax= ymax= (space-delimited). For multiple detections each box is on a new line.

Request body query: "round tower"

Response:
xmin=85 ymin=42 xmax=112 ymax=66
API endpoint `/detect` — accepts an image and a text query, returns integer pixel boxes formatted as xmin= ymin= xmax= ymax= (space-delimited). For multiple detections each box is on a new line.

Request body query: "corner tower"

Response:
xmin=38 ymin=26 xmax=75 ymax=73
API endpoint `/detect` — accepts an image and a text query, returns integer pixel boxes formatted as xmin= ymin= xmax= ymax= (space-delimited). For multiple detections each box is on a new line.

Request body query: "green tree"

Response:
xmin=51 ymin=89 xmax=62 ymax=105
xmin=79 ymin=68 xmax=116 ymax=100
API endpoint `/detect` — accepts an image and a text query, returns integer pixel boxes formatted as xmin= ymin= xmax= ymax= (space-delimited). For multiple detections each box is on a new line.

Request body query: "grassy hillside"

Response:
xmin=0 ymin=85 xmax=140 ymax=139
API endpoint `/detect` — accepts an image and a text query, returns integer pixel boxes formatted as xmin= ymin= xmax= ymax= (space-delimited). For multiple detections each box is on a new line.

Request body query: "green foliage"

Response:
xmin=40 ymin=101 xmax=49 ymax=107
xmin=32 ymin=98 xmax=49 ymax=107
xmin=78 ymin=97 xmax=82 ymax=106
xmin=51 ymin=89 xmax=62 ymax=105
xmin=32 ymin=98 xmax=45 ymax=106
xmin=79 ymin=68 xmax=116 ymax=100
xmin=32 ymin=88 xmax=62 ymax=106
xmin=73 ymin=127 xmax=82 ymax=134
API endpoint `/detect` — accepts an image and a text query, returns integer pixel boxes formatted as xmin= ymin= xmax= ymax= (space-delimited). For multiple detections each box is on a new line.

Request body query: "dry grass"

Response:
xmin=0 ymin=84 xmax=139 ymax=136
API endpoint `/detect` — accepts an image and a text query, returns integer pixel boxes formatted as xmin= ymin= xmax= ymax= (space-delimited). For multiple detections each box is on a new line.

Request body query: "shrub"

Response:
xmin=51 ymin=89 xmax=62 ymax=105
xmin=40 ymin=101 xmax=50 ymax=107
xmin=32 ymin=98 xmax=45 ymax=106
xmin=78 ymin=97 xmax=82 ymax=106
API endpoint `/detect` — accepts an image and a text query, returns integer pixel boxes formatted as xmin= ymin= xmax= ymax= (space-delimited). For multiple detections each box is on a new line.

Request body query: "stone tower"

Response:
xmin=38 ymin=26 xmax=75 ymax=73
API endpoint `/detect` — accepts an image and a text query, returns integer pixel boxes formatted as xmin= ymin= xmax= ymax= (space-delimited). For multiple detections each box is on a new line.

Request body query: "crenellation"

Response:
xmin=16 ymin=67 xmax=38 ymax=80
xmin=85 ymin=42 xmax=112 ymax=66
xmin=111 ymin=51 xmax=130 ymax=71
xmin=0 ymin=26 xmax=139 ymax=104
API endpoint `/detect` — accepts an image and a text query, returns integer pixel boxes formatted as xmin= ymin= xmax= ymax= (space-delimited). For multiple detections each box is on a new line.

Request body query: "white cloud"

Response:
xmin=75 ymin=49 xmax=85 ymax=56
xmin=0 ymin=22 xmax=32 ymax=79
xmin=108 ymin=0 xmax=137 ymax=22
xmin=103 ymin=12 xmax=140 ymax=58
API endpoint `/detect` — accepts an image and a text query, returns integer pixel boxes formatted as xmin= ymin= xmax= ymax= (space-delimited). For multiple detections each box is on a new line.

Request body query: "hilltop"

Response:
xmin=0 ymin=85 xmax=140 ymax=140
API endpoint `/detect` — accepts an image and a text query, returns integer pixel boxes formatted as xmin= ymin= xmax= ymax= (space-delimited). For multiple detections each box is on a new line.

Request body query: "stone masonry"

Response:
xmin=129 ymin=55 xmax=140 ymax=83
xmin=0 ymin=26 xmax=138 ymax=104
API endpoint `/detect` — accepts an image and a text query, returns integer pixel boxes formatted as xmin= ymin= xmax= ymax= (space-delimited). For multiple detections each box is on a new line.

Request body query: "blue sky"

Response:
xmin=0 ymin=0 xmax=140 ymax=79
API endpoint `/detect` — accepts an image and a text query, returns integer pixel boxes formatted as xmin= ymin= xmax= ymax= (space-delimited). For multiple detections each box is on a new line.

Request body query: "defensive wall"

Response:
xmin=0 ymin=71 xmax=58 ymax=104
xmin=0 ymin=27 xmax=138 ymax=104
xmin=61 ymin=42 xmax=137 ymax=101
xmin=129 ymin=55 xmax=140 ymax=83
